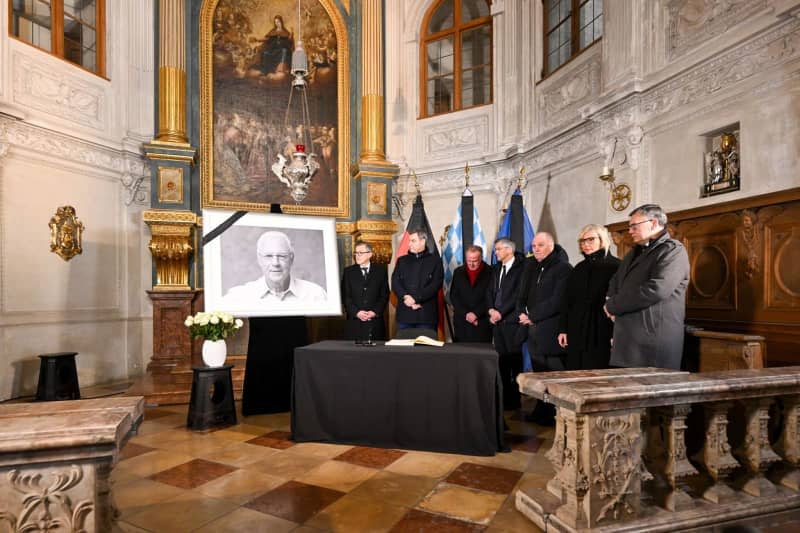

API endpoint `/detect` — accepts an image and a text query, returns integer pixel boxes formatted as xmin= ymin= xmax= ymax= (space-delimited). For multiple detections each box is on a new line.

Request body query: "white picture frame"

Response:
xmin=203 ymin=209 xmax=342 ymax=317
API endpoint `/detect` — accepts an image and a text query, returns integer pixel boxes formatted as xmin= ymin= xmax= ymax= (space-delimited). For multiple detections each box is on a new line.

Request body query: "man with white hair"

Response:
xmin=225 ymin=230 xmax=327 ymax=302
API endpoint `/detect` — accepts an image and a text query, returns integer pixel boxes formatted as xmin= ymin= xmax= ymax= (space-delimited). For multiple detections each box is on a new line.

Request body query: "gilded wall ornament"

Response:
xmin=49 ymin=206 xmax=84 ymax=261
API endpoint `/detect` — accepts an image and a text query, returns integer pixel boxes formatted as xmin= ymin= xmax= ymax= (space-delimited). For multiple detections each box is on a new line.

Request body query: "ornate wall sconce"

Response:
xmin=598 ymin=167 xmax=632 ymax=212
xmin=49 ymin=206 xmax=84 ymax=261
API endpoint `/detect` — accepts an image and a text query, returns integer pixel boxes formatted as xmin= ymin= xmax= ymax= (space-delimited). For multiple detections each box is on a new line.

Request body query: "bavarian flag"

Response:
xmin=391 ymin=194 xmax=446 ymax=340
xmin=442 ymin=189 xmax=488 ymax=299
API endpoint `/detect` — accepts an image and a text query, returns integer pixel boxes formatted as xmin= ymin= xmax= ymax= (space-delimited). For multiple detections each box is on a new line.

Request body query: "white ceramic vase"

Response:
xmin=202 ymin=339 xmax=227 ymax=367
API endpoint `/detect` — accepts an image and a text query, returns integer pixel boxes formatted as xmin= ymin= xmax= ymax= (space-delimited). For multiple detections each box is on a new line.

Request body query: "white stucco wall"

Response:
xmin=0 ymin=0 xmax=154 ymax=401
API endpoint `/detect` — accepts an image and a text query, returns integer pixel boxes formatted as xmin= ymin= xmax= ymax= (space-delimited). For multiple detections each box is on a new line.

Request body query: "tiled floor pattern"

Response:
xmin=112 ymin=403 xmax=551 ymax=532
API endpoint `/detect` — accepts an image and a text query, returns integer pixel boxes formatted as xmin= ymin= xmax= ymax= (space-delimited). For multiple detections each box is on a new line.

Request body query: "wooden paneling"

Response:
xmin=609 ymin=188 xmax=800 ymax=367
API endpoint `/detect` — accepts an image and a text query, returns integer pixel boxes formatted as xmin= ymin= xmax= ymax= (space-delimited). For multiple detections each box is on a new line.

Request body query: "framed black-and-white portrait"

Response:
xmin=203 ymin=209 xmax=341 ymax=317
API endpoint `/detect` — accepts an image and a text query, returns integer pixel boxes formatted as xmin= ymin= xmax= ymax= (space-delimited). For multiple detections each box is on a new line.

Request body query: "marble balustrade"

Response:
xmin=515 ymin=368 xmax=800 ymax=532
xmin=0 ymin=397 xmax=144 ymax=533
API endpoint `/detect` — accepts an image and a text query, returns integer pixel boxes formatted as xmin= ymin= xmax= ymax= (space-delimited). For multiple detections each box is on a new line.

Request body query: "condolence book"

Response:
xmin=385 ymin=336 xmax=445 ymax=347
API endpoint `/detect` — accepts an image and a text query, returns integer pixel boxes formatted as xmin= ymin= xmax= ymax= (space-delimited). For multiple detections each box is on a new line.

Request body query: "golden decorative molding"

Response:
xmin=353 ymin=167 xmax=398 ymax=179
xmin=143 ymin=210 xmax=197 ymax=224
xmin=198 ymin=0 xmax=351 ymax=218
xmin=49 ymin=206 xmax=84 ymax=261
xmin=144 ymin=209 xmax=197 ymax=291
xmin=356 ymin=219 xmax=397 ymax=232
xmin=336 ymin=222 xmax=357 ymax=234
xmin=358 ymin=234 xmax=394 ymax=265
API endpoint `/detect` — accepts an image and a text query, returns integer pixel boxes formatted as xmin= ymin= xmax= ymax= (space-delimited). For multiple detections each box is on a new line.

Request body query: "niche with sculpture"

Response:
xmin=702 ymin=129 xmax=740 ymax=197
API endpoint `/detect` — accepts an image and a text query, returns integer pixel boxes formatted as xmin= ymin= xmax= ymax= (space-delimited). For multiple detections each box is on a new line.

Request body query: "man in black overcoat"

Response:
xmin=449 ymin=245 xmax=492 ymax=342
xmin=342 ymin=241 xmax=389 ymax=341
xmin=487 ymin=238 xmax=527 ymax=411
xmin=518 ymin=232 xmax=572 ymax=425
xmin=604 ymin=204 xmax=689 ymax=369
xmin=392 ymin=229 xmax=444 ymax=331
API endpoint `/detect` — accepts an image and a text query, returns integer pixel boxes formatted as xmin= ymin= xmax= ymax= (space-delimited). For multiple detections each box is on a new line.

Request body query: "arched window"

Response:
xmin=10 ymin=0 xmax=106 ymax=77
xmin=543 ymin=0 xmax=602 ymax=77
xmin=420 ymin=0 xmax=492 ymax=118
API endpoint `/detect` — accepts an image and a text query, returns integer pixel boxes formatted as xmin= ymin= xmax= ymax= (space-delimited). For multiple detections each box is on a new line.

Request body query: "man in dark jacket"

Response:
xmin=518 ymin=232 xmax=572 ymax=424
xmin=604 ymin=204 xmax=689 ymax=369
xmin=487 ymin=238 xmax=527 ymax=410
xmin=392 ymin=229 xmax=444 ymax=331
xmin=342 ymin=241 xmax=389 ymax=341
xmin=449 ymin=245 xmax=492 ymax=342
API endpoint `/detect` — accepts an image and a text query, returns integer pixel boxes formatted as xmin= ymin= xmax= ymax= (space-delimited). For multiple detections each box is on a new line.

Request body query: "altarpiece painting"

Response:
xmin=200 ymin=0 xmax=350 ymax=216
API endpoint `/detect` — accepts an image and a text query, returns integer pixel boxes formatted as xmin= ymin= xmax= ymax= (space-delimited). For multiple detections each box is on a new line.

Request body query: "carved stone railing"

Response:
xmin=0 ymin=397 xmax=144 ymax=533
xmin=516 ymin=368 xmax=800 ymax=532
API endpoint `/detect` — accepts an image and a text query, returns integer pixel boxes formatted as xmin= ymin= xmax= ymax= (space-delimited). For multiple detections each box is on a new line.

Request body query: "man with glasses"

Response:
xmin=487 ymin=238 xmax=528 ymax=411
xmin=225 ymin=230 xmax=327 ymax=303
xmin=604 ymin=204 xmax=689 ymax=369
xmin=341 ymin=241 xmax=389 ymax=341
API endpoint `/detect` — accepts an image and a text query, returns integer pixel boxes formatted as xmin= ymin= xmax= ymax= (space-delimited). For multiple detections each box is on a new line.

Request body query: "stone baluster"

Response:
xmin=545 ymin=405 xmax=566 ymax=498
xmin=554 ymin=411 xmax=590 ymax=529
xmin=650 ymin=404 xmax=698 ymax=510
xmin=732 ymin=397 xmax=780 ymax=496
xmin=694 ymin=401 xmax=740 ymax=503
xmin=771 ymin=395 xmax=800 ymax=490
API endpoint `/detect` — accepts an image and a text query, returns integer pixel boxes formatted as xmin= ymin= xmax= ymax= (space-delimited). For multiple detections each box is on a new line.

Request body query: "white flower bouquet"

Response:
xmin=184 ymin=311 xmax=243 ymax=341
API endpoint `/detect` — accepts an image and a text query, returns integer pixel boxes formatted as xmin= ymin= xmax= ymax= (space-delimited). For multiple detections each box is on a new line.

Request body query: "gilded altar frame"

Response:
xmin=199 ymin=0 xmax=350 ymax=217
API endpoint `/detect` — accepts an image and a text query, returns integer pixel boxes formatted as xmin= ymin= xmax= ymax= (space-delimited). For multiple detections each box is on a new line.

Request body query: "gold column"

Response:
xmin=360 ymin=0 xmax=387 ymax=163
xmin=155 ymin=0 xmax=188 ymax=145
xmin=143 ymin=210 xmax=197 ymax=290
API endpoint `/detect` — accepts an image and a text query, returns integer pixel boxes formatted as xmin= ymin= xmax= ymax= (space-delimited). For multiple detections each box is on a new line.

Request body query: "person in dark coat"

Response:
xmin=517 ymin=232 xmax=572 ymax=425
xmin=604 ymin=204 xmax=690 ymax=370
xmin=487 ymin=238 xmax=527 ymax=410
xmin=518 ymin=232 xmax=573 ymax=371
xmin=342 ymin=241 xmax=389 ymax=341
xmin=392 ymin=229 xmax=444 ymax=330
xmin=449 ymin=245 xmax=492 ymax=342
xmin=557 ymin=224 xmax=621 ymax=370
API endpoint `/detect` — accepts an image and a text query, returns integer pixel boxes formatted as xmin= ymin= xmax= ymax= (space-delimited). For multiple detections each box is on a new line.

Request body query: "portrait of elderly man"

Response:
xmin=225 ymin=230 xmax=327 ymax=303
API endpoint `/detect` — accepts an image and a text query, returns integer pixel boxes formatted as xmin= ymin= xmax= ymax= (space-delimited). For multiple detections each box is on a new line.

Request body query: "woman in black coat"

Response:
xmin=558 ymin=224 xmax=621 ymax=370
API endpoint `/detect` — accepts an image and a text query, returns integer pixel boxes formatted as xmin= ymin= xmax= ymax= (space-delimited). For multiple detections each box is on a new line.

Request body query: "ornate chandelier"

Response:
xmin=271 ymin=0 xmax=319 ymax=203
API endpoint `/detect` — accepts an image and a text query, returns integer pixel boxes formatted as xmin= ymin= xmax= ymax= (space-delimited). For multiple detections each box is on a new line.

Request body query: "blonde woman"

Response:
xmin=557 ymin=224 xmax=620 ymax=370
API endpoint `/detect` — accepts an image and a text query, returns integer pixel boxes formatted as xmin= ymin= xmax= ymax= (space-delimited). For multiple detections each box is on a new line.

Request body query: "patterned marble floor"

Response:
xmin=111 ymin=402 xmax=552 ymax=532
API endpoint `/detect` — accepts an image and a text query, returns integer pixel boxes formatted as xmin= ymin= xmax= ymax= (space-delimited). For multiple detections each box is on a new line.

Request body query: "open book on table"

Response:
xmin=385 ymin=336 xmax=444 ymax=347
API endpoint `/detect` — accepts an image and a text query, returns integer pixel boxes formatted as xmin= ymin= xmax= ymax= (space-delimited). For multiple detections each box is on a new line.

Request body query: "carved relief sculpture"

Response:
xmin=49 ymin=206 xmax=84 ymax=261
xmin=740 ymin=209 xmax=761 ymax=280
xmin=0 ymin=465 xmax=95 ymax=532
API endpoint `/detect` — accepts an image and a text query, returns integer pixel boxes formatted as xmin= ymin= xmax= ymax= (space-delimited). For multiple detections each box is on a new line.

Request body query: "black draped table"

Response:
xmin=291 ymin=340 xmax=506 ymax=456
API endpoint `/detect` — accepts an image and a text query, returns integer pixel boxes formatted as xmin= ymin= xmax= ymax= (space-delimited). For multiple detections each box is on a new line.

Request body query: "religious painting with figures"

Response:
xmin=200 ymin=0 xmax=349 ymax=216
